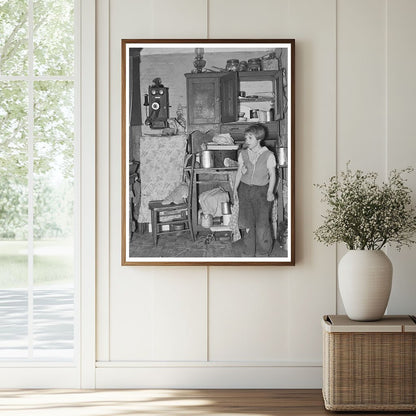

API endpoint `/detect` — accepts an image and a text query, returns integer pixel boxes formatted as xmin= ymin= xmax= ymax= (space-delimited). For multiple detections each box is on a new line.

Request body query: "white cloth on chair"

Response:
xmin=198 ymin=187 xmax=229 ymax=217
xmin=162 ymin=182 xmax=188 ymax=205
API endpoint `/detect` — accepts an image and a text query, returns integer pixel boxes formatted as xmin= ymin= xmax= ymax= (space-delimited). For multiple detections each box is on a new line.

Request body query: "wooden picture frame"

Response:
xmin=122 ymin=39 xmax=295 ymax=265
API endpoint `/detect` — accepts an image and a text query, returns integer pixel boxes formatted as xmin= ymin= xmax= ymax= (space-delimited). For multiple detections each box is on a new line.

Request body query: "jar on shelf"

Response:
xmin=248 ymin=58 xmax=261 ymax=71
xmin=238 ymin=60 xmax=248 ymax=71
xmin=226 ymin=59 xmax=239 ymax=72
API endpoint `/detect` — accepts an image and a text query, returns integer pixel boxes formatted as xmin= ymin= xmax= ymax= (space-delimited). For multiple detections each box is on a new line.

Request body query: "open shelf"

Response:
xmin=238 ymin=96 xmax=274 ymax=103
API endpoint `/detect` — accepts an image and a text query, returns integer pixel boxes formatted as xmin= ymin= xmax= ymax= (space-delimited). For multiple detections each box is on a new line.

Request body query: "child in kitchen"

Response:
xmin=233 ymin=124 xmax=276 ymax=257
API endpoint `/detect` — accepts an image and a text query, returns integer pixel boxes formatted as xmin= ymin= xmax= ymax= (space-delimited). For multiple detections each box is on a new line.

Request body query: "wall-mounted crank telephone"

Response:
xmin=143 ymin=77 xmax=169 ymax=129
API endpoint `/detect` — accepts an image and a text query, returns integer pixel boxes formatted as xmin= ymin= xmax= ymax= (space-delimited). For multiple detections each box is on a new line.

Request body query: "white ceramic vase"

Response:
xmin=338 ymin=250 xmax=393 ymax=321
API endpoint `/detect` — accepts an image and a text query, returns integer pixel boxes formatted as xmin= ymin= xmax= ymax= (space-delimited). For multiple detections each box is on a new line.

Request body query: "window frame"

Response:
xmin=0 ymin=0 xmax=96 ymax=388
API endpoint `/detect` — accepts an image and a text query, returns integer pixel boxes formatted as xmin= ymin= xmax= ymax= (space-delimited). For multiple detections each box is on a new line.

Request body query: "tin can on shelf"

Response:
xmin=221 ymin=202 xmax=231 ymax=215
xmin=201 ymin=150 xmax=214 ymax=168
xmin=278 ymin=147 xmax=288 ymax=167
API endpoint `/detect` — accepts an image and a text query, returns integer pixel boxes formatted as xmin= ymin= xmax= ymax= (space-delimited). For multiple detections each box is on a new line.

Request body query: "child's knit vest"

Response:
xmin=240 ymin=148 xmax=272 ymax=186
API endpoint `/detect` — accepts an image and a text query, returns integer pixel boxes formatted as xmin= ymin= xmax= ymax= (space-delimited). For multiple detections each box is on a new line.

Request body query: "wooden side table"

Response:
xmin=322 ymin=315 xmax=416 ymax=411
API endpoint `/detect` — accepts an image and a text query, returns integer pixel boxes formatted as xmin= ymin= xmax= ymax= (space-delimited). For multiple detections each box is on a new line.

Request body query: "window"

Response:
xmin=0 ymin=0 xmax=77 ymax=361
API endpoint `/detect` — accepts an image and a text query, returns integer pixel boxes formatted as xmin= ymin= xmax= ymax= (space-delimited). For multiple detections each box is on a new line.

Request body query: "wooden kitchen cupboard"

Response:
xmin=185 ymin=71 xmax=238 ymax=133
xmin=185 ymin=69 xmax=285 ymax=141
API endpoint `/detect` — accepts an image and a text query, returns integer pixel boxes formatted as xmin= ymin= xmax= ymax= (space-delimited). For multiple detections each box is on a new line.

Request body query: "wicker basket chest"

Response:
xmin=322 ymin=315 xmax=416 ymax=411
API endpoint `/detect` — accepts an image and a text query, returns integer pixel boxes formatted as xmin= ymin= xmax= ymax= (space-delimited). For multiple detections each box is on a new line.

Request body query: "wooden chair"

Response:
xmin=148 ymin=151 xmax=196 ymax=246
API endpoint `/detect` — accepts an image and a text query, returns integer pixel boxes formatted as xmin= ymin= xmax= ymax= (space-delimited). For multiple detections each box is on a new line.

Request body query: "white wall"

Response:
xmin=95 ymin=0 xmax=416 ymax=388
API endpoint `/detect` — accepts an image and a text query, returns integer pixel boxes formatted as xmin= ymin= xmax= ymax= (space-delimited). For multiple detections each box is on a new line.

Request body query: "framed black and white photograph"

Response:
xmin=122 ymin=39 xmax=295 ymax=265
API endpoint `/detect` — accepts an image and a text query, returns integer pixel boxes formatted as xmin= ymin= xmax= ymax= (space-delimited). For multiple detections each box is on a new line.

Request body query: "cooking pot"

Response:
xmin=171 ymin=223 xmax=185 ymax=231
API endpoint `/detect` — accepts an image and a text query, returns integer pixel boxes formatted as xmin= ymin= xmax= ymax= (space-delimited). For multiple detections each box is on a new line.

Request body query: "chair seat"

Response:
xmin=148 ymin=200 xmax=187 ymax=212
xmin=147 ymin=148 xmax=197 ymax=247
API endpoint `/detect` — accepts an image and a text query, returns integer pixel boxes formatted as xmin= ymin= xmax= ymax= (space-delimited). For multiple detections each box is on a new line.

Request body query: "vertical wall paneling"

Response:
xmin=80 ymin=0 xmax=96 ymax=388
xmin=336 ymin=0 xmax=387 ymax=313
xmin=93 ymin=0 xmax=416 ymax=388
xmin=98 ymin=0 xmax=337 ymax=386
xmin=209 ymin=0 xmax=290 ymax=38
xmin=385 ymin=0 xmax=416 ymax=313
xmin=105 ymin=0 xmax=209 ymax=363
xmin=96 ymin=0 xmax=110 ymax=363
xmin=209 ymin=268 xmax=290 ymax=362
xmin=336 ymin=0 xmax=387 ymax=173
xmin=151 ymin=273 xmax=208 ymax=361
xmin=146 ymin=0 xmax=208 ymax=39
xmin=285 ymin=0 xmax=337 ymax=361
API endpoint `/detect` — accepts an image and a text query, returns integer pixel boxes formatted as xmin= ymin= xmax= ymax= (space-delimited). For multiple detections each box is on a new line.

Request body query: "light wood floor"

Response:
xmin=0 ymin=389 xmax=413 ymax=415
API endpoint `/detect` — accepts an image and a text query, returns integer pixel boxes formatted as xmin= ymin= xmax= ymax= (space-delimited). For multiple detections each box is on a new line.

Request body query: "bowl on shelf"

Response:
xmin=171 ymin=223 xmax=185 ymax=231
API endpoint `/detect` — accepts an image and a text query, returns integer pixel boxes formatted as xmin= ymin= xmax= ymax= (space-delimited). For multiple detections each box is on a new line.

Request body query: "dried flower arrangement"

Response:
xmin=314 ymin=164 xmax=416 ymax=250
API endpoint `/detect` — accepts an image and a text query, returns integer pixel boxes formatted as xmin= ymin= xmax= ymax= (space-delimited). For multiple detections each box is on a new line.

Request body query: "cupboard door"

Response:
xmin=186 ymin=76 xmax=220 ymax=125
xmin=220 ymin=71 xmax=238 ymax=123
